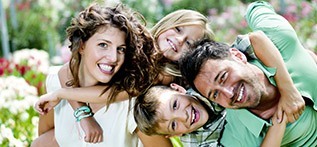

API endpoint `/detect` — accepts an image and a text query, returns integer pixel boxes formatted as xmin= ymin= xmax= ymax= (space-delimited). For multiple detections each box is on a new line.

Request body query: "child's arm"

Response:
xmin=261 ymin=113 xmax=287 ymax=147
xmin=34 ymin=86 xmax=129 ymax=114
xmin=249 ymin=31 xmax=304 ymax=123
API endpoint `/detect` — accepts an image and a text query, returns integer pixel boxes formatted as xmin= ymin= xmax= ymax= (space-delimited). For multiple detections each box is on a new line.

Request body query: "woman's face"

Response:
xmin=157 ymin=25 xmax=204 ymax=61
xmin=80 ymin=26 xmax=126 ymax=85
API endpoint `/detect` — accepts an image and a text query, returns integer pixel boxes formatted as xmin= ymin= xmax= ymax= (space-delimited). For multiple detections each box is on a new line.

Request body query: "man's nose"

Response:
xmin=219 ymin=86 xmax=234 ymax=99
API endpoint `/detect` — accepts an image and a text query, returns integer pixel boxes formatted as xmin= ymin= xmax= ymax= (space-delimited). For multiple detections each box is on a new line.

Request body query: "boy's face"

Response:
xmin=156 ymin=83 xmax=209 ymax=137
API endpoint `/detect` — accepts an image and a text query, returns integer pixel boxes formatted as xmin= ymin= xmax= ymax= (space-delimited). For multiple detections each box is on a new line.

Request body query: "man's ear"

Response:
xmin=229 ymin=48 xmax=247 ymax=63
xmin=170 ymin=83 xmax=187 ymax=94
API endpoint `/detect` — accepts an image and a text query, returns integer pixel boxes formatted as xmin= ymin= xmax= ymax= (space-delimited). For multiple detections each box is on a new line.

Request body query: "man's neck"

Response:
xmin=249 ymin=65 xmax=280 ymax=120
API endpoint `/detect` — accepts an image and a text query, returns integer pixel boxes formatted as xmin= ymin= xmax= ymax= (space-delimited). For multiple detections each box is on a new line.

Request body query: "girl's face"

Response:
xmin=80 ymin=26 xmax=126 ymax=85
xmin=157 ymin=25 xmax=204 ymax=61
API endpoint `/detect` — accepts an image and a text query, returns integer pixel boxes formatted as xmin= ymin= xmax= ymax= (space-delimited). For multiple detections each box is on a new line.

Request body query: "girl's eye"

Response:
xmin=173 ymin=100 xmax=178 ymax=110
xmin=175 ymin=27 xmax=181 ymax=32
xmin=186 ymin=40 xmax=192 ymax=47
xmin=98 ymin=43 xmax=108 ymax=48
xmin=117 ymin=47 xmax=126 ymax=54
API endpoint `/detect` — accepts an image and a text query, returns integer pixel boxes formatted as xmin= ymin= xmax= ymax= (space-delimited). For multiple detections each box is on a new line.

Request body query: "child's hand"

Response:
xmin=80 ymin=117 xmax=103 ymax=143
xmin=277 ymin=86 xmax=305 ymax=123
xmin=34 ymin=92 xmax=61 ymax=115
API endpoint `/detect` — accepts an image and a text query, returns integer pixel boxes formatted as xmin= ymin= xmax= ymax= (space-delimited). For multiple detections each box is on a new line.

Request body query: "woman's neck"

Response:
xmin=78 ymin=62 xmax=98 ymax=87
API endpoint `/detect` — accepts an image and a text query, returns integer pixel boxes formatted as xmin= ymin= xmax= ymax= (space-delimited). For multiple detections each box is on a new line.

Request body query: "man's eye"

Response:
xmin=220 ymin=72 xmax=227 ymax=85
xmin=117 ymin=47 xmax=126 ymax=54
xmin=173 ymin=100 xmax=177 ymax=110
xmin=213 ymin=90 xmax=219 ymax=99
xmin=98 ymin=43 xmax=108 ymax=48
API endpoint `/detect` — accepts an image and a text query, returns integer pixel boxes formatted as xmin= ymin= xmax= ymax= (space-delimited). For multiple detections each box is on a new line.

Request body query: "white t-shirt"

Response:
xmin=46 ymin=66 xmax=143 ymax=147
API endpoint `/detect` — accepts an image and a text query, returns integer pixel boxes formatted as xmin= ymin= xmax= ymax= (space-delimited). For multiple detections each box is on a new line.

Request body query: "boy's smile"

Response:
xmin=155 ymin=84 xmax=209 ymax=136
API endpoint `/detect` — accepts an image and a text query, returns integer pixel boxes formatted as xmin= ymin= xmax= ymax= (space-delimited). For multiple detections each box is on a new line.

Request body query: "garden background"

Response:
xmin=0 ymin=0 xmax=316 ymax=146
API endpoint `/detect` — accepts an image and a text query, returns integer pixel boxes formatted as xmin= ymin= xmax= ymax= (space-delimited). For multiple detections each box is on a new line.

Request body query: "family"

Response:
xmin=32 ymin=1 xmax=317 ymax=147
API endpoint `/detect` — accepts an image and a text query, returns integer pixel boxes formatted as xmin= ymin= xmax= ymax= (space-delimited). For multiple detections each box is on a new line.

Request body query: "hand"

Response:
xmin=34 ymin=92 xmax=61 ymax=115
xmin=80 ymin=116 xmax=103 ymax=143
xmin=272 ymin=112 xmax=288 ymax=126
xmin=277 ymin=86 xmax=305 ymax=123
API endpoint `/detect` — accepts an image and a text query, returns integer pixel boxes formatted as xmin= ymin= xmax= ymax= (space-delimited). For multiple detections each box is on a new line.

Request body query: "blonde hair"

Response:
xmin=151 ymin=9 xmax=214 ymax=78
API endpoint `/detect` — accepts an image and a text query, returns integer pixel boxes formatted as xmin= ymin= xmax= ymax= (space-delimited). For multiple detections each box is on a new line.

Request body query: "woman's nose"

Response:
xmin=106 ymin=47 xmax=117 ymax=62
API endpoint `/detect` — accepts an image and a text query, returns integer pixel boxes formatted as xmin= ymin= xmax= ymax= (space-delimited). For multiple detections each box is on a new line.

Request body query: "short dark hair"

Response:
xmin=179 ymin=39 xmax=231 ymax=93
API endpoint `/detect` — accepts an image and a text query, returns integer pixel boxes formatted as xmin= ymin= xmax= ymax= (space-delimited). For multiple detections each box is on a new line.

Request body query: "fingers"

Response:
xmin=84 ymin=132 xmax=103 ymax=143
xmin=276 ymin=107 xmax=283 ymax=123
xmin=34 ymin=101 xmax=47 ymax=115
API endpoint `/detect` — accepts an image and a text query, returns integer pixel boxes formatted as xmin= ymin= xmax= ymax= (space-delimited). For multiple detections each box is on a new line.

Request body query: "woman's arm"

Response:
xmin=249 ymin=31 xmax=304 ymax=123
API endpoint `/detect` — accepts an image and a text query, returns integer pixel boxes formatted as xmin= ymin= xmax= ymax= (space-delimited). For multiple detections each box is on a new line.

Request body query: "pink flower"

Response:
xmin=301 ymin=2 xmax=312 ymax=17
xmin=0 ymin=58 xmax=10 ymax=76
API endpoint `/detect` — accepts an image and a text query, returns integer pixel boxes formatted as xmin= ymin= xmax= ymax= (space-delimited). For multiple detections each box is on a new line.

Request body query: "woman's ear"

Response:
xmin=229 ymin=48 xmax=247 ymax=63
xmin=79 ymin=41 xmax=85 ymax=54
xmin=170 ymin=83 xmax=187 ymax=94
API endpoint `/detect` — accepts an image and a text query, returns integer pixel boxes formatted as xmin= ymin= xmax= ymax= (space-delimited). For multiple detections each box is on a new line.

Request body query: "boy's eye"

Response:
xmin=98 ymin=43 xmax=108 ymax=48
xmin=173 ymin=100 xmax=178 ymax=110
xmin=117 ymin=47 xmax=126 ymax=54
xmin=171 ymin=121 xmax=176 ymax=130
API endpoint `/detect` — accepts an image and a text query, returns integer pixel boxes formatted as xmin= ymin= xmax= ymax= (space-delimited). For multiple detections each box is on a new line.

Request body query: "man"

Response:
xmin=180 ymin=1 xmax=317 ymax=146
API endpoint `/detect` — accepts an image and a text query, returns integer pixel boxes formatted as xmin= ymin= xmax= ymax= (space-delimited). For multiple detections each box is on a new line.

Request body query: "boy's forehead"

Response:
xmin=159 ymin=90 xmax=176 ymax=101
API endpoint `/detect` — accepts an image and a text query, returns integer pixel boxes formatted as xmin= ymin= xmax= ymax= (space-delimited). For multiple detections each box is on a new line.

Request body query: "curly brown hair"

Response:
xmin=66 ymin=2 xmax=159 ymax=105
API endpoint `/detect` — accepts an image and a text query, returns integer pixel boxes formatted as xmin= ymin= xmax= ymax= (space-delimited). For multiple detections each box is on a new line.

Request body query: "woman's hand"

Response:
xmin=80 ymin=117 xmax=103 ymax=143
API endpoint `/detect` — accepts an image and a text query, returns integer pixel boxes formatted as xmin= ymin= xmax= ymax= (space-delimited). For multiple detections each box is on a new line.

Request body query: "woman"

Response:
xmin=32 ymin=2 xmax=171 ymax=146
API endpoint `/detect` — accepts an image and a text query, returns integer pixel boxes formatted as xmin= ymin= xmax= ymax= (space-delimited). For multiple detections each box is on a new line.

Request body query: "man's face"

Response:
xmin=155 ymin=84 xmax=209 ymax=137
xmin=193 ymin=52 xmax=265 ymax=109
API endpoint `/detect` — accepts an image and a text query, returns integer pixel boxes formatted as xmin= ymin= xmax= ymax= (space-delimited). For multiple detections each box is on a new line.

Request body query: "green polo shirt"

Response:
xmin=221 ymin=1 xmax=317 ymax=146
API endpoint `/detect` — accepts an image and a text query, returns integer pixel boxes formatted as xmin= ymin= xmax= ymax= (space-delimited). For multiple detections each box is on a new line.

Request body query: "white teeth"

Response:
xmin=237 ymin=86 xmax=244 ymax=102
xmin=99 ymin=64 xmax=112 ymax=72
xmin=191 ymin=109 xmax=195 ymax=124
xmin=167 ymin=40 xmax=176 ymax=51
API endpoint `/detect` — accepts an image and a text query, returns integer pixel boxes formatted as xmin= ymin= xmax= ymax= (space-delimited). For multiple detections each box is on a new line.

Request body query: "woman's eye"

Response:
xmin=98 ymin=43 xmax=108 ymax=48
xmin=173 ymin=100 xmax=177 ymax=110
xmin=117 ymin=47 xmax=126 ymax=54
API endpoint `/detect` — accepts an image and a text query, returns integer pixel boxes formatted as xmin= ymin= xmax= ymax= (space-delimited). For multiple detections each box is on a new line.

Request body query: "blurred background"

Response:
xmin=0 ymin=0 xmax=316 ymax=146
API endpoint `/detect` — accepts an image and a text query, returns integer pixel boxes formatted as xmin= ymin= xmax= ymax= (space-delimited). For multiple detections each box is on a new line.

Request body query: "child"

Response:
xmin=133 ymin=83 xmax=288 ymax=147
